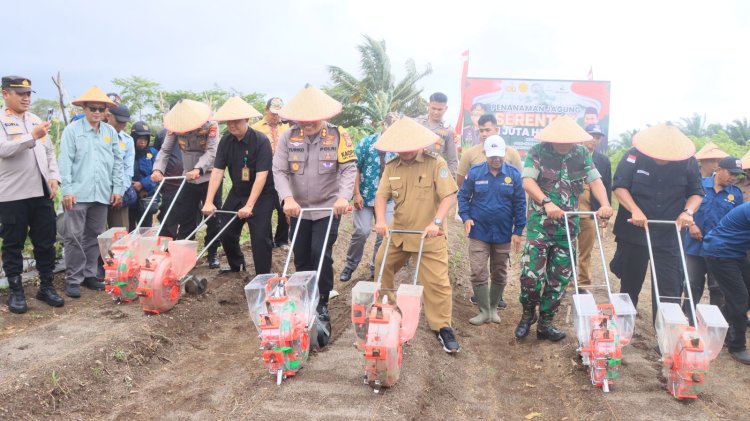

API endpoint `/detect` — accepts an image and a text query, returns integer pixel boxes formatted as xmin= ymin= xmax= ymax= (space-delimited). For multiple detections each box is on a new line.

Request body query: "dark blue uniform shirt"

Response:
xmin=458 ymin=162 xmax=526 ymax=244
xmin=702 ymin=202 xmax=750 ymax=258
xmin=683 ymin=176 xmax=743 ymax=256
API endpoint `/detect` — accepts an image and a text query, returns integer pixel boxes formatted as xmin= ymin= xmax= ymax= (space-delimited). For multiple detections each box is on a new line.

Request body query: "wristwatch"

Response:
xmin=434 ymin=217 xmax=443 ymax=225
xmin=541 ymin=196 xmax=552 ymax=205
xmin=682 ymin=208 xmax=694 ymax=217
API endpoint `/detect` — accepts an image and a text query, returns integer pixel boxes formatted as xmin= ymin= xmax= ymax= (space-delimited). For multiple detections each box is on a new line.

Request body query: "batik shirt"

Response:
xmin=355 ymin=133 xmax=395 ymax=207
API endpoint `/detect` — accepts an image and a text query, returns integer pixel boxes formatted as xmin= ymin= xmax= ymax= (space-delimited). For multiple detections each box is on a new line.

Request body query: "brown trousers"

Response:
xmin=468 ymin=238 xmax=510 ymax=288
xmin=374 ymin=237 xmax=452 ymax=331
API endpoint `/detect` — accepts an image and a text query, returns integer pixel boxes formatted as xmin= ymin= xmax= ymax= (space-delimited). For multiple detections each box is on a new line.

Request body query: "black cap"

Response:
xmin=585 ymin=124 xmax=604 ymax=136
xmin=131 ymin=121 xmax=151 ymax=138
xmin=109 ymin=104 xmax=131 ymax=123
xmin=1 ymin=76 xmax=34 ymax=93
xmin=719 ymin=156 xmax=743 ymax=175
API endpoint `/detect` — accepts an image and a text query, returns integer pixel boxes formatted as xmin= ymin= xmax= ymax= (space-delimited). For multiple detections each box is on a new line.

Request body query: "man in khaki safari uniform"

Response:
xmin=373 ymin=117 xmax=460 ymax=354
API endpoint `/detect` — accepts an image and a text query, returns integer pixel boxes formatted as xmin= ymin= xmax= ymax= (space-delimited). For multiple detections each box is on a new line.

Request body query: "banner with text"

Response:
xmin=459 ymin=78 xmax=611 ymax=153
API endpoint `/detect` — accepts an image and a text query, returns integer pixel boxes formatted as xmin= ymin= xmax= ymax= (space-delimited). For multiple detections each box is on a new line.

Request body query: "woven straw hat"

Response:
xmin=534 ymin=115 xmax=593 ymax=144
xmin=213 ymin=96 xmax=262 ymax=121
xmin=278 ymin=84 xmax=342 ymax=122
xmin=163 ymin=99 xmax=212 ymax=133
xmin=71 ymin=86 xmax=117 ymax=107
xmin=741 ymin=150 xmax=750 ymax=170
xmin=373 ymin=117 xmax=439 ymax=152
xmin=632 ymin=124 xmax=695 ymax=161
xmin=694 ymin=142 xmax=729 ymax=160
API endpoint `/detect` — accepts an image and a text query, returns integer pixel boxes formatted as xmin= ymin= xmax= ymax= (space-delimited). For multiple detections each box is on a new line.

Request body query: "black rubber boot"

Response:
xmin=36 ymin=275 xmax=64 ymax=307
xmin=7 ymin=276 xmax=28 ymax=314
xmin=514 ymin=303 xmax=536 ymax=338
xmin=537 ymin=313 xmax=566 ymax=342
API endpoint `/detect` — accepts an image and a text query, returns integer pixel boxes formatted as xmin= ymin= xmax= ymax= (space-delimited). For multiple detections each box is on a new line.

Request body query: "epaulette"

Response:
xmin=385 ymin=155 xmax=400 ymax=164
xmin=423 ymin=150 xmax=439 ymax=159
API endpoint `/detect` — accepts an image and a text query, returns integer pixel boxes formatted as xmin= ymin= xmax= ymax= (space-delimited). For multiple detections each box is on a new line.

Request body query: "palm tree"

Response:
xmin=727 ymin=117 xmax=750 ymax=145
xmin=326 ymin=35 xmax=432 ymax=129
xmin=614 ymin=129 xmax=638 ymax=149
xmin=678 ymin=113 xmax=706 ymax=137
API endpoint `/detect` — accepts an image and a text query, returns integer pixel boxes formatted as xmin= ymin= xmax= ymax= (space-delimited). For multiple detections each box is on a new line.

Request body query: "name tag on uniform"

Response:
xmin=476 ymin=180 xmax=489 ymax=185
xmin=241 ymin=167 xmax=250 ymax=181
xmin=636 ymin=169 xmax=650 ymax=176
xmin=389 ymin=177 xmax=401 ymax=180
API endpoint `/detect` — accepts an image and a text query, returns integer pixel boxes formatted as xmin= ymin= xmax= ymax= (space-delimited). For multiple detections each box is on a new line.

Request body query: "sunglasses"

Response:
xmin=87 ymin=106 xmax=107 ymax=113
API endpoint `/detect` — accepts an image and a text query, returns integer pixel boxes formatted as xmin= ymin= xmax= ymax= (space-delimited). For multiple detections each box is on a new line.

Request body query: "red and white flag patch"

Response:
xmin=626 ymin=154 xmax=637 ymax=163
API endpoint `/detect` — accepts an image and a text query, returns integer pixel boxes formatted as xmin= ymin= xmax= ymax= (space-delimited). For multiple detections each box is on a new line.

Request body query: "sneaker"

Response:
xmin=207 ymin=253 xmax=221 ymax=269
xmin=65 ymin=283 xmax=82 ymax=298
xmin=436 ymin=327 xmax=460 ymax=353
xmin=81 ymin=277 xmax=105 ymax=291
xmin=339 ymin=267 xmax=354 ymax=282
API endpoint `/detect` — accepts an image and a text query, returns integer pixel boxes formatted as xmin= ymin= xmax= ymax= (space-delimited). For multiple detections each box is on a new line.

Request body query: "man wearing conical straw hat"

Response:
xmin=610 ymin=123 xmax=703 ymax=327
xmin=202 ymin=97 xmax=276 ymax=276
xmin=694 ymin=142 xmax=729 ymax=178
xmin=516 ymin=115 xmax=613 ymax=342
xmin=272 ymin=85 xmax=357 ymax=345
xmin=58 ymin=86 xmax=125 ymax=298
xmin=152 ymin=99 xmax=223 ymax=269
xmin=372 ymin=117 xmax=461 ymax=353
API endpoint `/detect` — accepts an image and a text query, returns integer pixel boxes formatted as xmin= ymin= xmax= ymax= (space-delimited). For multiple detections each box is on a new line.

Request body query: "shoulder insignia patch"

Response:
xmin=439 ymin=167 xmax=449 ymax=178
xmin=423 ymin=150 xmax=439 ymax=159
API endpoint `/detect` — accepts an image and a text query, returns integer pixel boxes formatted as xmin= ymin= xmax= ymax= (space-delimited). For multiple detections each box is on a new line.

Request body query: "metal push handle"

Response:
xmin=375 ymin=229 xmax=429 ymax=288
xmin=639 ymin=219 xmax=698 ymax=327
xmin=135 ymin=176 xmax=187 ymax=234
xmin=563 ymin=211 xmax=613 ymax=296
xmin=187 ymin=210 xmax=239 ymax=261
xmin=283 ymin=208 xmax=338 ymax=279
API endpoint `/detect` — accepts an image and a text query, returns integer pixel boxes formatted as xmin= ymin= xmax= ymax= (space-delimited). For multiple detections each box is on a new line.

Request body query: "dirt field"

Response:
xmin=1 ymin=214 xmax=748 ymax=420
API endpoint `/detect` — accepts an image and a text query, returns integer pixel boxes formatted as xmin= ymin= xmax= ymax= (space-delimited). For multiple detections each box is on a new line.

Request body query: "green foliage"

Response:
xmin=326 ymin=35 xmax=432 ymax=129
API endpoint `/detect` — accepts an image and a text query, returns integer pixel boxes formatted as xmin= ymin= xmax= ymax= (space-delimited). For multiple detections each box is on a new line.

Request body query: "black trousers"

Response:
xmin=706 ymin=256 xmax=750 ymax=352
xmin=289 ymin=216 xmax=341 ymax=305
xmin=220 ymin=192 xmax=274 ymax=274
xmin=172 ymin=182 xmax=222 ymax=254
xmin=684 ymin=254 xmax=723 ymax=321
xmin=128 ymin=204 xmax=154 ymax=232
xmin=157 ymin=184 xmax=180 ymax=239
xmin=271 ymin=194 xmax=289 ymax=246
xmin=611 ymin=240 xmax=683 ymax=324
xmin=0 ymin=197 xmax=56 ymax=278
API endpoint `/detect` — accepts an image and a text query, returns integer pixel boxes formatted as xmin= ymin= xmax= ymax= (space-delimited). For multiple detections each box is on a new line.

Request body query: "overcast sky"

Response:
xmin=7 ymin=0 xmax=749 ymax=138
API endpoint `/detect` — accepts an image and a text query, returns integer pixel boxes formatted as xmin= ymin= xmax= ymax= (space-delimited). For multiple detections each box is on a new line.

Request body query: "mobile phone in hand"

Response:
xmin=46 ymin=108 xmax=54 ymax=122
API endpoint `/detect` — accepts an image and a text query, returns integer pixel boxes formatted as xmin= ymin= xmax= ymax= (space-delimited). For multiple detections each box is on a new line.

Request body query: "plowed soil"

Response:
xmin=1 ymin=214 xmax=748 ymax=420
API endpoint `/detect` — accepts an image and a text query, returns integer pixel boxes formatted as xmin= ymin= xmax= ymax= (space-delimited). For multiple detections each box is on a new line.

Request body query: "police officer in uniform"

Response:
xmin=203 ymin=97 xmax=275 ymax=275
xmin=416 ymin=92 xmax=459 ymax=176
xmin=517 ymin=116 xmax=612 ymax=341
xmin=272 ymin=85 xmax=356 ymax=344
xmin=0 ymin=76 xmax=65 ymax=313
xmin=373 ymin=117 xmax=461 ymax=353
xmin=152 ymin=99 xmax=222 ymax=268
xmin=610 ymin=124 xmax=703 ymax=324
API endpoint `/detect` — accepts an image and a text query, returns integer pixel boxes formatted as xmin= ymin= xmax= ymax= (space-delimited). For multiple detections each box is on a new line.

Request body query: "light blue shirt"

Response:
xmin=58 ymin=118 xmax=125 ymax=204
xmin=118 ymin=131 xmax=135 ymax=192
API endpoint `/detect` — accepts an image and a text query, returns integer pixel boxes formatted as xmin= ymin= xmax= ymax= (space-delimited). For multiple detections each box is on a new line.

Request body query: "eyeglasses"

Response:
xmin=87 ymin=106 xmax=106 ymax=113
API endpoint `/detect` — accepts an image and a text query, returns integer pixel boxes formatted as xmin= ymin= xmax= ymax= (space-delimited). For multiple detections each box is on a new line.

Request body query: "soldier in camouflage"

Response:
xmin=516 ymin=116 xmax=613 ymax=342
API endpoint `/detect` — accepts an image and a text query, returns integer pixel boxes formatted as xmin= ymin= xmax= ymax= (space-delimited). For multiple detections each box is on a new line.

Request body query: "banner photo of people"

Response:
xmin=459 ymin=78 xmax=611 ymax=155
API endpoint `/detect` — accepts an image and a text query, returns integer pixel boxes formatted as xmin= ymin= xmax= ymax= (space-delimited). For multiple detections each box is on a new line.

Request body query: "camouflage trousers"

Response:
xmin=519 ymin=233 xmax=575 ymax=318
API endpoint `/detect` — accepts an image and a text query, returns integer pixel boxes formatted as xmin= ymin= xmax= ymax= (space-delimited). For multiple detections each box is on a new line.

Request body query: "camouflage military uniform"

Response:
xmin=520 ymin=143 xmax=600 ymax=319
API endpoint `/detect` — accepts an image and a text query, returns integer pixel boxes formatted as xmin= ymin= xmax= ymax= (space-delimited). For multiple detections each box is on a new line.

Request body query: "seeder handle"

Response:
xmin=283 ymin=207 xmax=348 ymax=279
xmin=563 ymin=211 xmax=613 ymax=295
xmin=375 ymin=229 xmax=439 ymax=286
xmin=190 ymin=210 xmax=239 ymax=261
xmin=136 ymin=176 xmax=187 ymax=234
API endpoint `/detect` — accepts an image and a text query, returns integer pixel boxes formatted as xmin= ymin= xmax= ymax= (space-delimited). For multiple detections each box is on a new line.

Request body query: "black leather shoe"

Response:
xmin=36 ymin=279 xmax=64 ymax=307
xmin=207 ymin=253 xmax=220 ymax=269
xmin=82 ymin=277 xmax=105 ymax=291
xmin=65 ymin=283 xmax=82 ymax=298
xmin=339 ymin=267 xmax=353 ymax=282
xmin=730 ymin=349 xmax=750 ymax=365
xmin=7 ymin=276 xmax=27 ymax=314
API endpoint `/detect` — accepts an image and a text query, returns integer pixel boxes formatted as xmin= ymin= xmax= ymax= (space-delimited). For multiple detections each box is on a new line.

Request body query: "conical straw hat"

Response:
xmin=163 ymin=99 xmax=212 ymax=133
xmin=534 ymin=115 xmax=593 ymax=144
xmin=741 ymin=149 xmax=750 ymax=170
xmin=71 ymin=86 xmax=117 ymax=107
xmin=373 ymin=117 xmax=439 ymax=152
xmin=213 ymin=96 xmax=262 ymax=121
xmin=694 ymin=142 xmax=729 ymax=160
xmin=632 ymin=124 xmax=695 ymax=161
xmin=278 ymin=84 xmax=342 ymax=122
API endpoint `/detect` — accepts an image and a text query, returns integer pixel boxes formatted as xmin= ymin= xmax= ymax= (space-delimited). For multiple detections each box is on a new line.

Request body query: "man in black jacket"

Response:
xmin=575 ymin=124 xmax=612 ymax=292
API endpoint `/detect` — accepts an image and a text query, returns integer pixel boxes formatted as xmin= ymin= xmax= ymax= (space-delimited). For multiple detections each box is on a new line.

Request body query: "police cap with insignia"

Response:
xmin=1 ymin=76 xmax=35 ymax=93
